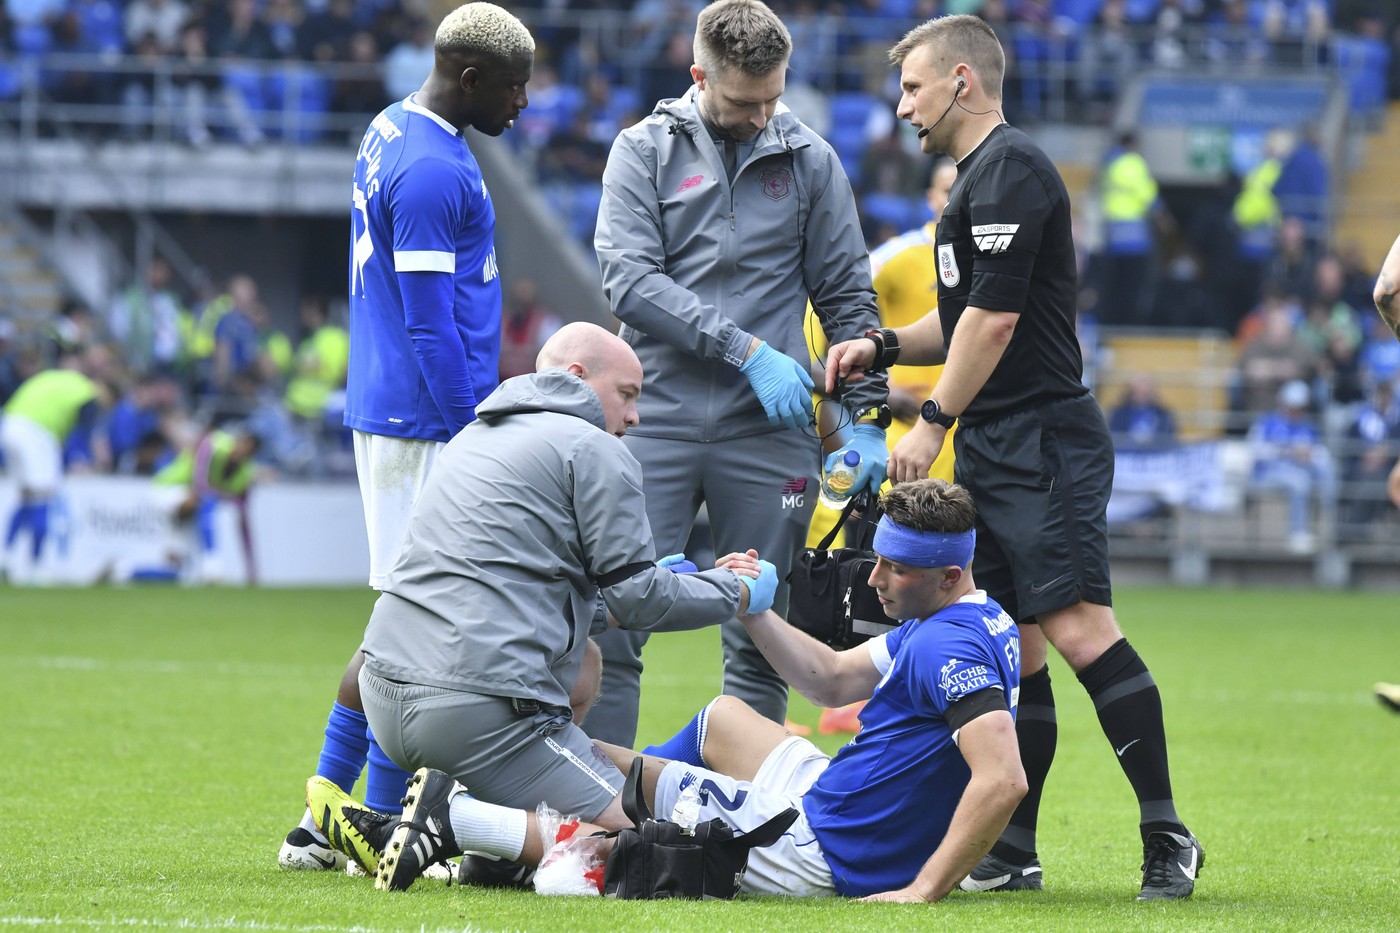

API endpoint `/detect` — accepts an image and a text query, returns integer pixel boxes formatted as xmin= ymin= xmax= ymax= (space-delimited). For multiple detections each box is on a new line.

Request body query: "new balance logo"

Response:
xmin=782 ymin=477 xmax=807 ymax=509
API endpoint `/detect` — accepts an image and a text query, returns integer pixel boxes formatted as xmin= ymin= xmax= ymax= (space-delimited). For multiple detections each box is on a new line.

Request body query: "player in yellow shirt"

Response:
xmin=1 ymin=350 xmax=112 ymax=582
xmin=870 ymin=156 xmax=958 ymax=484
xmin=809 ymin=158 xmax=958 ymax=735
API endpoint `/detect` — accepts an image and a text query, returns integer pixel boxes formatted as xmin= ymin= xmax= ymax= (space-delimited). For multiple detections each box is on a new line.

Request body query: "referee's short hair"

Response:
xmin=694 ymin=0 xmax=792 ymax=79
xmin=889 ymin=14 xmax=1005 ymax=101
xmin=880 ymin=479 xmax=977 ymax=536
xmin=436 ymin=2 xmax=535 ymax=64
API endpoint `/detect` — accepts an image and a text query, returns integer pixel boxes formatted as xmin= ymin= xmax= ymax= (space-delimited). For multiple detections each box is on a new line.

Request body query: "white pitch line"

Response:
xmin=0 ymin=917 xmax=507 ymax=933
xmin=2 ymin=657 xmax=338 ymax=677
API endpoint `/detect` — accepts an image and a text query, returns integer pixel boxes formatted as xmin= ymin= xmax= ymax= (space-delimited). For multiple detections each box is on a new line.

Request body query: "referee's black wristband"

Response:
xmin=864 ymin=328 xmax=901 ymax=371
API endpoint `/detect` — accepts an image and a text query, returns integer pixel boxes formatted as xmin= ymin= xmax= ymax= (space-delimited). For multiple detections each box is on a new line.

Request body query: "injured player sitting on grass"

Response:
xmin=309 ymin=478 xmax=1028 ymax=901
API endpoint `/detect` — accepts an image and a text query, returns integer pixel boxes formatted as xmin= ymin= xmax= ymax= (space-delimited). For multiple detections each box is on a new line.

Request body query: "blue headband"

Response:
xmin=872 ymin=516 xmax=976 ymax=568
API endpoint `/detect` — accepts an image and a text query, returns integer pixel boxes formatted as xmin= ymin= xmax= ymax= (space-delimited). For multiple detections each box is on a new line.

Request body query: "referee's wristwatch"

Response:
xmin=863 ymin=328 xmax=901 ymax=371
xmin=853 ymin=403 xmax=893 ymax=430
xmin=919 ymin=397 xmax=957 ymax=429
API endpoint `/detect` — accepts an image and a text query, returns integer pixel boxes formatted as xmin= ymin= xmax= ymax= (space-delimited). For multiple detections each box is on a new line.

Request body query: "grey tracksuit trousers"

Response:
xmin=586 ymin=430 xmax=821 ymax=746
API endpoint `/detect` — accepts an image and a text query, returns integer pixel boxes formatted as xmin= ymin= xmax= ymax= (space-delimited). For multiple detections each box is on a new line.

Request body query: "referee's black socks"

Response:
xmin=990 ymin=663 xmax=1056 ymax=866
xmin=1077 ymin=638 xmax=1186 ymax=841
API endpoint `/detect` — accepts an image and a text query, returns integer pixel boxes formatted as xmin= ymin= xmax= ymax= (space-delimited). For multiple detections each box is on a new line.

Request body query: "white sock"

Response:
xmin=298 ymin=807 xmax=328 ymax=845
xmin=449 ymin=794 xmax=528 ymax=861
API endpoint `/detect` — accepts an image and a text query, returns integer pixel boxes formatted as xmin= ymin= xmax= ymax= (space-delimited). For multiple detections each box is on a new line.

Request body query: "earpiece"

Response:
xmin=918 ymin=76 xmax=970 ymax=139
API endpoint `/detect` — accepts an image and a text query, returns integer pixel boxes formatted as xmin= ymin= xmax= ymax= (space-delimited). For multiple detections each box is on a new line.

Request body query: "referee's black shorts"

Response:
xmin=953 ymin=393 xmax=1113 ymax=622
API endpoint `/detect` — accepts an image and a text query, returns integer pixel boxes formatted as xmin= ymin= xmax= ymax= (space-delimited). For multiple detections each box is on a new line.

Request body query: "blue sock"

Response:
xmin=641 ymin=699 xmax=716 ymax=767
xmin=196 ymin=498 xmax=217 ymax=552
xmin=315 ymin=702 xmax=370 ymax=793
xmin=5 ymin=504 xmax=25 ymax=549
xmin=364 ymin=731 xmax=411 ymax=815
xmin=6 ymin=504 xmax=31 ymax=549
xmin=28 ymin=502 xmax=49 ymax=560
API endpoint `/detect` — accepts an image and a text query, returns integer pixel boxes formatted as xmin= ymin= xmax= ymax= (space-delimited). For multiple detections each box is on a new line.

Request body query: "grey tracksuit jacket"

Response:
xmin=360 ymin=370 xmax=745 ymax=711
xmin=595 ymin=86 xmax=888 ymax=440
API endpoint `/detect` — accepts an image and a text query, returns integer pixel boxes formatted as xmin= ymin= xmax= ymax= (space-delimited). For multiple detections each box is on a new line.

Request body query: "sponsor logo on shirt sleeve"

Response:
xmin=939 ymin=657 xmax=992 ymax=703
xmin=971 ymin=223 xmax=1020 ymax=255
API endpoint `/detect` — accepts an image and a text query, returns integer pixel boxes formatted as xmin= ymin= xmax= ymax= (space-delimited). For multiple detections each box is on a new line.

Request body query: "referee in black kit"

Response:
xmin=825 ymin=14 xmax=1202 ymax=901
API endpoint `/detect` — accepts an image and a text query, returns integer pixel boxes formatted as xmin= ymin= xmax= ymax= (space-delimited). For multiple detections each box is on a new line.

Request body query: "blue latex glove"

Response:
xmin=738 ymin=560 xmax=779 ymax=614
xmin=740 ymin=341 xmax=815 ymax=430
xmin=658 ymin=553 xmax=699 ymax=574
xmin=824 ymin=424 xmax=889 ymax=496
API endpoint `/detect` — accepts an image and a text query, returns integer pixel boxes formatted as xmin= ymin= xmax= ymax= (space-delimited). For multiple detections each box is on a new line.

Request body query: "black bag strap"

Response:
xmin=849 ymin=495 xmax=883 ymax=551
xmin=619 ymin=756 xmax=654 ymax=825
xmin=815 ymin=491 xmax=881 ymax=551
xmin=722 ymin=806 xmax=800 ymax=852
xmin=815 ymin=491 xmax=864 ymax=550
xmin=619 ymin=757 xmax=797 ymax=849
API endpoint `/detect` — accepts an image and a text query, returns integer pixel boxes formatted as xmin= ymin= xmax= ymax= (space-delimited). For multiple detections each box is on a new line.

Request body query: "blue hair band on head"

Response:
xmin=872 ymin=516 xmax=976 ymax=568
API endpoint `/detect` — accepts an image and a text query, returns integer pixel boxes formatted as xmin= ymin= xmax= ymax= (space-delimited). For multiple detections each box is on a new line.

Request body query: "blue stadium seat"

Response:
xmin=13 ymin=23 xmax=52 ymax=56
xmin=860 ymin=192 xmax=922 ymax=233
xmin=568 ymin=182 xmax=604 ymax=243
xmin=223 ymin=65 xmax=268 ymax=113
xmin=827 ymin=92 xmax=878 ymax=186
xmin=1056 ymin=0 xmax=1105 ymax=25
xmin=1123 ymin=0 xmax=1161 ymax=20
xmin=74 ymin=0 xmax=125 ymax=55
xmin=268 ymin=66 xmax=331 ymax=143
xmin=609 ymin=84 xmax=642 ymax=121
xmin=1333 ymin=35 xmax=1390 ymax=116
xmin=878 ymin=0 xmax=919 ymax=16
xmin=516 ymin=83 xmax=583 ymax=148
xmin=0 ymin=62 xmax=20 ymax=101
xmin=829 ymin=91 xmax=879 ymax=131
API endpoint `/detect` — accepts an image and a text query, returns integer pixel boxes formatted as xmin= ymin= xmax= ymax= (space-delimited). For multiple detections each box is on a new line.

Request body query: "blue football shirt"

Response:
xmin=803 ymin=591 xmax=1021 ymax=896
xmin=344 ymin=95 xmax=503 ymax=442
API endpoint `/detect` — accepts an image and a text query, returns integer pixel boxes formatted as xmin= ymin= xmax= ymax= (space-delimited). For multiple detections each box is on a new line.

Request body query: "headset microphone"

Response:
xmin=916 ymin=77 xmax=965 ymax=140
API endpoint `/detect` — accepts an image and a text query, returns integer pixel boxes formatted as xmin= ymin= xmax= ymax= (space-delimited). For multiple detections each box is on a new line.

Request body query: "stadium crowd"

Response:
xmin=1 ymin=0 xmax=1399 ymax=548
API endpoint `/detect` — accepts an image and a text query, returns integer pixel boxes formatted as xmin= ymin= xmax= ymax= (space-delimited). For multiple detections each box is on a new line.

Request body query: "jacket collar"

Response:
xmin=656 ymin=85 xmax=810 ymax=156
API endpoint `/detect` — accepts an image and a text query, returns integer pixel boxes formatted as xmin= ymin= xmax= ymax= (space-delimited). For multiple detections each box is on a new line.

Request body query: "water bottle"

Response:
xmin=819 ymin=449 xmax=861 ymax=510
xmin=671 ymin=782 xmax=702 ymax=835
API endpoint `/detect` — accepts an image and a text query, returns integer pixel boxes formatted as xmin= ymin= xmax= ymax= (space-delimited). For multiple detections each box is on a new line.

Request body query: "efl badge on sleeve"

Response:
xmin=937 ymin=243 xmax=960 ymax=287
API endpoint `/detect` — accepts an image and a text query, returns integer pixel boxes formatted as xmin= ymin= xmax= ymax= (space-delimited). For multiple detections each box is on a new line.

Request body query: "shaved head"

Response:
xmin=537 ymin=323 xmax=643 ymax=437
xmin=537 ymin=322 xmax=633 ymax=372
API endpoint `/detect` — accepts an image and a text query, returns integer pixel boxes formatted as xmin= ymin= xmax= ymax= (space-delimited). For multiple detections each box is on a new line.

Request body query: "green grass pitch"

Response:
xmin=2 ymin=584 xmax=1397 ymax=931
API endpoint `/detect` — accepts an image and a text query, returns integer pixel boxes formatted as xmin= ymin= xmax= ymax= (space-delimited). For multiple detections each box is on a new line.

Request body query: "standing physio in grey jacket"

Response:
xmin=590 ymin=0 xmax=892 ymax=746
xmin=358 ymin=322 xmax=779 ymax=824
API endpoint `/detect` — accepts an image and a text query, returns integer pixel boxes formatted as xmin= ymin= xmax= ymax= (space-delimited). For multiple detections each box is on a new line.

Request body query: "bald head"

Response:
xmin=537 ymin=322 xmax=643 ymax=437
xmin=536 ymin=322 xmax=627 ymax=371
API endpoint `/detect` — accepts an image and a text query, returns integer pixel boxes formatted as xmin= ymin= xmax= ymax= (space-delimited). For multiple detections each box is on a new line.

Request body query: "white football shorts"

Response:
xmin=352 ymin=431 xmax=443 ymax=588
xmin=653 ymin=736 xmax=834 ymax=897
xmin=0 ymin=413 xmax=62 ymax=494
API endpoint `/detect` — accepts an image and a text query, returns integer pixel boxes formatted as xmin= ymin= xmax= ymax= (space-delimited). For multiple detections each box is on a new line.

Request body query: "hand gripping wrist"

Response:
xmin=863 ymin=328 xmax=901 ymax=371
xmin=738 ymin=560 xmax=779 ymax=615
